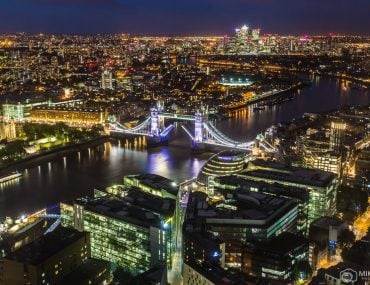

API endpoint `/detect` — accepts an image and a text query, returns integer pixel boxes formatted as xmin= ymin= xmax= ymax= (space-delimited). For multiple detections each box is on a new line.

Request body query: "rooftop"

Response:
xmin=105 ymin=185 xmax=175 ymax=217
xmin=184 ymin=231 xmax=223 ymax=250
xmin=216 ymin=149 xmax=246 ymax=161
xmin=198 ymin=150 xmax=246 ymax=185
xmin=215 ymin=175 xmax=309 ymax=201
xmin=243 ymin=159 xmax=337 ymax=188
xmin=185 ymin=260 xmax=235 ymax=284
xmin=126 ymin=263 xmax=167 ymax=285
xmin=311 ymin=216 xmax=345 ymax=230
xmin=74 ymin=196 xmax=167 ymax=229
xmin=5 ymin=227 xmax=87 ymax=265
xmin=324 ymin=262 xmax=363 ymax=279
xmin=255 ymin=232 xmax=308 ymax=254
xmin=56 ymin=258 xmax=111 ymax=285
xmin=185 ymin=189 xmax=297 ymax=228
xmin=125 ymin=173 xmax=178 ymax=196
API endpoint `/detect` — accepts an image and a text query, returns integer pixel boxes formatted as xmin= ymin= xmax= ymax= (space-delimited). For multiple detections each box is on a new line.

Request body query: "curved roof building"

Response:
xmin=197 ymin=150 xmax=246 ymax=186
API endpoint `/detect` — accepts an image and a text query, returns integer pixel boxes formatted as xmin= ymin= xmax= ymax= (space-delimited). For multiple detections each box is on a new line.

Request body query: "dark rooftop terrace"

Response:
xmin=5 ymin=227 xmax=87 ymax=265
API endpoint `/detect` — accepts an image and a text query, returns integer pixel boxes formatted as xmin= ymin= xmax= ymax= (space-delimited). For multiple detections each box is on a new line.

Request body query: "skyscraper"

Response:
xmin=330 ymin=121 xmax=346 ymax=153
xmin=252 ymin=28 xmax=260 ymax=41
xmin=234 ymin=25 xmax=250 ymax=54
xmin=101 ymin=69 xmax=113 ymax=90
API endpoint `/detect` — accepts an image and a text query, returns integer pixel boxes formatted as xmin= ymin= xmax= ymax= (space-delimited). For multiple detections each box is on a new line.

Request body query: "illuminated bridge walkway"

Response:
xmin=109 ymin=104 xmax=276 ymax=152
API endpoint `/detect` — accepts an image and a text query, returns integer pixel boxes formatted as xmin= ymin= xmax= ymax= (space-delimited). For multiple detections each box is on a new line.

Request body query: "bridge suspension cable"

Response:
xmin=110 ymin=117 xmax=151 ymax=133
xmin=204 ymin=122 xmax=252 ymax=148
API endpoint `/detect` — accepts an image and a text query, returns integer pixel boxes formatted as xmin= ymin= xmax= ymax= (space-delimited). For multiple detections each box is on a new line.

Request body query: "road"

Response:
xmin=168 ymin=179 xmax=195 ymax=285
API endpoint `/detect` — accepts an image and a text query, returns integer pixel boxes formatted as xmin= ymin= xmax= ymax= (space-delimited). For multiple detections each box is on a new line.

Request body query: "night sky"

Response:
xmin=0 ymin=0 xmax=369 ymax=35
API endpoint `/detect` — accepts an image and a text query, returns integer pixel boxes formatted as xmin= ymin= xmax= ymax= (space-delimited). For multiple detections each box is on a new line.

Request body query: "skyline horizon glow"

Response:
xmin=0 ymin=0 xmax=369 ymax=36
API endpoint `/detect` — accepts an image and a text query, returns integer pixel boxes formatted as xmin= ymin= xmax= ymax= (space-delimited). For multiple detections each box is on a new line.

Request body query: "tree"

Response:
xmin=337 ymin=185 xmax=368 ymax=221
xmin=7 ymin=140 xmax=25 ymax=154
xmin=54 ymin=122 xmax=69 ymax=139
xmin=69 ymin=129 xmax=85 ymax=142
xmin=90 ymin=125 xmax=104 ymax=136
xmin=338 ymin=229 xmax=355 ymax=249
xmin=22 ymin=123 xmax=37 ymax=140
xmin=0 ymin=140 xmax=26 ymax=162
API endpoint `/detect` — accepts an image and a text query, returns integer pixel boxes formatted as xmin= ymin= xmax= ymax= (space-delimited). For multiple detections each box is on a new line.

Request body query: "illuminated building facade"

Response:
xmin=303 ymin=151 xmax=341 ymax=176
xmin=30 ymin=106 xmax=108 ymax=126
xmin=242 ymin=232 xmax=309 ymax=281
xmin=183 ymin=260 xmax=237 ymax=285
xmin=356 ymin=147 xmax=370 ymax=190
xmin=243 ymin=159 xmax=338 ymax=225
xmin=252 ymin=28 xmax=260 ymax=41
xmin=2 ymin=100 xmax=47 ymax=122
xmin=296 ymin=130 xmax=342 ymax=176
xmin=234 ymin=25 xmax=250 ymax=54
xmin=0 ymin=121 xmax=17 ymax=140
xmin=183 ymin=232 xmax=226 ymax=268
xmin=60 ymin=195 xmax=172 ymax=274
xmin=330 ymin=121 xmax=346 ymax=153
xmin=197 ymin=150 xmax=246 ymax=189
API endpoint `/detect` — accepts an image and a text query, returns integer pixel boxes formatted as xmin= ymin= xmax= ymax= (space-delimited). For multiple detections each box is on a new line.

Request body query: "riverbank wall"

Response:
xmin=0 ymin=136 xmax=110 ymax=175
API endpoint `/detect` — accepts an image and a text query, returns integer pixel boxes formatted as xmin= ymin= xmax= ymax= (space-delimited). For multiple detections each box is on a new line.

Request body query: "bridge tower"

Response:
xmin=194 ymin=105 xmax=208 ymax=144
xmin=150 ymin=107 xmax=160 ymax=136
xmin=194 ymin=111 xmax=203 ymax=143
xmin=150 ymin=101 xmax=165 ymax=136
xmin=157 ymin=101 xmax=165 ymax=132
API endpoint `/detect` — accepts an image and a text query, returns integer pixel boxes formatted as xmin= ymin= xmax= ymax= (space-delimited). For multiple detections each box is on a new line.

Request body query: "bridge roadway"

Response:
xmin=160 ymin=113 xmax=195 ymax=121
xmin=109 ymin=110 xmax=276 ymax=153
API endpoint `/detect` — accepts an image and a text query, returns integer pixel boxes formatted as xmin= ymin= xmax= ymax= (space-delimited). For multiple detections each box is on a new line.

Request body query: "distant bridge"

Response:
xmin=109 ymin=103 xmax=276 ymax=152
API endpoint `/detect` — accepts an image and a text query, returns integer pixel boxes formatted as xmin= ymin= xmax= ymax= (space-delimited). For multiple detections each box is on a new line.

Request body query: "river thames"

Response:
xmin=0 ymin=76 xmax=369 ymax=218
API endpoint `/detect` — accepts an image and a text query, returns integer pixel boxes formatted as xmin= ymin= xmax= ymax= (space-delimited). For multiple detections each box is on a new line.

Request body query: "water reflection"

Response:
xmin=216 ymin=76 xmax=369 ymax=140
xmin=0 ymin=178 xmax=21 ymax=191
xmin=0 ymin=76 xmax=369 ymax=218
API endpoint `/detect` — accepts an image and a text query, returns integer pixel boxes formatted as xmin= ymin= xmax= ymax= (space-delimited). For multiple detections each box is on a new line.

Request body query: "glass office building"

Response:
xmin=214 ymin=175 xmax=310 ymax=236
xmin=242 ymin=159 xmax=338 ymax=225
xmin=61 ymin=195 xmax=173 ymax=274
xmin=2 ymin=100 xmax=47 ymax=121
xmin=197 ymin=150 xmax=246 ymax=188
xmin=184 ymin=191 xmax=298 ymax=268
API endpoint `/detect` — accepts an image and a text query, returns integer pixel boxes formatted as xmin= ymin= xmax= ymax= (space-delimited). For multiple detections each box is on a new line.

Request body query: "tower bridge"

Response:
xmin=109 ymin=103 xmax=275 ymax=153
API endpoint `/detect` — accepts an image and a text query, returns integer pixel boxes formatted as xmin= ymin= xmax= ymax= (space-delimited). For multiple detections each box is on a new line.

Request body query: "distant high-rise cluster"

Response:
xmin=226 ymin=25 xmax=262 ymax=54
xmin=101 ymin=69 xmax=114 ymax=90
xmin=222 ymin=24 xmax=370 ymax=55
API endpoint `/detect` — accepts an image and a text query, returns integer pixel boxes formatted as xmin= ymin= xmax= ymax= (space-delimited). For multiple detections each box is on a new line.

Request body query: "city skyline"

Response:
xmin=0 ymin=3 xmax=369 ymax=284
xmin=0 ymin=0 xmax=370 ymax=35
